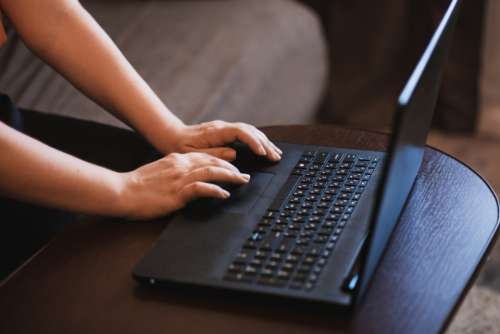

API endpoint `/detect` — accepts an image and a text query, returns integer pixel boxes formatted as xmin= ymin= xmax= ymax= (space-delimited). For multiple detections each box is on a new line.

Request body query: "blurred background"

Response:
xmin=0 ymin=0 xmax=499 ymax=332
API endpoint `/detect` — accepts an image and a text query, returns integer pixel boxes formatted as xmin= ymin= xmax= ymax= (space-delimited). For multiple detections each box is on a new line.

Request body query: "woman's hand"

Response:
xmin=167 ymin=121 xmax=282 ymax=162
xmin=118 ymin=152 xmax=250 ymax=220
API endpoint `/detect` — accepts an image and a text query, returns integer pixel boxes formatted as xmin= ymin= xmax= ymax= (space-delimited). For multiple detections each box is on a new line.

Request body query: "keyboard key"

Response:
xmin=315 ymin=235 xmax=329 ymax=244
xmin=286 ymin=254 xmax=300 ymax=263
xmin=258 ymin=277 xmax=285 ymax=287
xmin=293 ymin=190 xmax=306 ymax=197
xmin=296 ymin=238 xmax=310 ymax=246
xmin=250 ymin=259 xmax=264 ymax=267
xmin=277 ymin=270 xmax=291 ymax=280
xmin=225 ymin=272 xmax=252 ymax=283
xmin=296 ymin=163 xmax=308 ymax=169
xmin=264 ymin=210 xmax=277 ymax=219
xmin=318 ymin=228 xmax=334 ymax=236
xmin=282 ymin=262 xmax=295 ymax=272
xmin=291 ymin=247 xmax=306 ymax=256
xmin=293 ymin=273 xmax=308 ymax=282
xmin=325 ymin=242 xmax=335 ymax=251
xmin=308 ymin=215 xmax=321 ymax=223
xmin=309 ymin=272 xmax=319 ymax=282
xmin=234 ymin=252 xmax=251 ymax=264
xmin=266 ymin=261 xmax=279 ymax=270
xmin=243 ymin=240 xmax=258 ymax=249
xmin=271 ymin=253 xmax=283 ymax=261
xmin=327 ymin=213 xmax=340 ymax=221
xmin=308 ymin=245 xmax=322 ymax=257
xmin=260 ymin=268 xmax=274 ymax=277
xmin=312 ymin=208 xmax=327 ymax=216
xmin=259 ymin=219 xmax=273 ymax=227
xmin=244 ymin=266 xmax=258 ymax=276
xmin=309 ymin=189 xmax=321 ymax=195
xmin=331 ymin=153 xmax=343 ymax=162
xmin=228 ymin=264 xmax=243 ymax=273
xmin=276 ymin=240 xmax=292 ymax=253
xmin=297 ymin=265 xmax=312 ymax=273
xmin=343 ymin=154 xmax=357 ymax=162
xmin=305 ymin=195 xmax=317 ymax=202
xmin=317 ymin=258 xmax=327 ymax=267
xmin=255 ymin=250 xmax=268 ymax=260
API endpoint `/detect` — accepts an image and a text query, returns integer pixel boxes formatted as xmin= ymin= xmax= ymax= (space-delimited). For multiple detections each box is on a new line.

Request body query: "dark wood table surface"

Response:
xmin=0 ymin=125 xmax=498 ymax=334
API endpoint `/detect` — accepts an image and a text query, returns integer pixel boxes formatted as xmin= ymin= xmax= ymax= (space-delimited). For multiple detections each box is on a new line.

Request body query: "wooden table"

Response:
xmin=0 ymin=125 xmax=498 ymax=334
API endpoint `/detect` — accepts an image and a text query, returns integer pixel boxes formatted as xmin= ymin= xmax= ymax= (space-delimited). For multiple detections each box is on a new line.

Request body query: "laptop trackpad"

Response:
xmin=186 ymin=172 xmax=274 ymax=215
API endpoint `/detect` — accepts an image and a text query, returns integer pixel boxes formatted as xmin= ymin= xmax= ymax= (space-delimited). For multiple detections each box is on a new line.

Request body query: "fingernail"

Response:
xmin=222 ymin=190 xmax=231 ymax=198
xmin=223 ymin=150 xmax=236 ymax=160
xmin=258 ymin=146 xmax=267 ymax=156
xmin=241 ymin=173 xmax=251 ymax=181
xmin=276 ymin=147 xmax=283 ymax=155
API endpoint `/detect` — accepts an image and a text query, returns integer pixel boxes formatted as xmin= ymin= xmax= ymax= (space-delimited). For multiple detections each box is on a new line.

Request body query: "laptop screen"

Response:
xmin=354 ymin=0 xmax=461 ymax=303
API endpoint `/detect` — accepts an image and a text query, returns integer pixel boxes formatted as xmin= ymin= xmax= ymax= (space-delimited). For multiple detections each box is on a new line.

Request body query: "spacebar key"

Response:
xmin=268 ymin=175 xmax=300 ymax=211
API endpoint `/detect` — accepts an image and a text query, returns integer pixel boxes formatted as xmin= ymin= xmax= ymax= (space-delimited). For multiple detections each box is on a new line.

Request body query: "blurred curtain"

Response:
xmin=303 ymin=0 xmax=486 ymax=133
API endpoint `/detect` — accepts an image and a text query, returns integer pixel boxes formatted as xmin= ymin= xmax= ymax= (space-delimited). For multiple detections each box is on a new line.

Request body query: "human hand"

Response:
xmin=167 ymin=121 xmax=282 ymax=162
xmin=118 ymin=152 xmax=250 ymax=220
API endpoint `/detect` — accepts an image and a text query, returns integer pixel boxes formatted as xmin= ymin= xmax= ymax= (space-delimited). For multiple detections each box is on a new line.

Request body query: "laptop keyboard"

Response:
xmin=223 ymin=150 xmax=379 ymax=291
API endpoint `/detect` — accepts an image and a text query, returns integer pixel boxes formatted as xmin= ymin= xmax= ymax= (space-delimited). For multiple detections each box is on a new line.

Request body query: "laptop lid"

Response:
xmin=354 ymin=0 xmax=461 ymax=304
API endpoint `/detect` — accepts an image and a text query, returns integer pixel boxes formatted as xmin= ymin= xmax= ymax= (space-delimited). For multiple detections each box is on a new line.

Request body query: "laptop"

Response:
xmin=134 ymin=0 xmax=460 ymax=308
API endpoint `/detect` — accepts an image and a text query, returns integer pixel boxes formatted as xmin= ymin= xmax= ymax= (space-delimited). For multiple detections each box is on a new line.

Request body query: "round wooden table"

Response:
xmin=0 ymin=125 xmax=498 ymax=334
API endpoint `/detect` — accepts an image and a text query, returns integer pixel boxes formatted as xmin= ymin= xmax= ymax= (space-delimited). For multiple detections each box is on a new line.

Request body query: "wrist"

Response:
xmin=153 ymin=121 xmax=188 ymax=155
xmin=107 ymin=170 xmax=134 ymax=218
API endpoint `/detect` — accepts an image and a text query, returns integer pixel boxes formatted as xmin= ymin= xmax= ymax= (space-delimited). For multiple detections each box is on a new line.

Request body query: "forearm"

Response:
xmin=0 ymin=122 xmax=124 ymax=216
xmin=0 ymin=0 xmax=184 ymax=153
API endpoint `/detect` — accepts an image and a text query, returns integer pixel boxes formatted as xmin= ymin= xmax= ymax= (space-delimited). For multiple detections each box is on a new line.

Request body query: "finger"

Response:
xmin=184 ymin=152 xmax=240 ymax=173
xmin=221 ymin=124 xmax=266 ymax=157
xmin=185 ymin=147 xmax=237 ymax=161
xmin=183 ymin=166 xmax=250 ymax=185
xmin=257 ymin=129 xmax=282 ymax=155
xmin=179 ymin=182 xmax=230 ymax=202
xmin=255 ymin=130 xmax=281 ymax=161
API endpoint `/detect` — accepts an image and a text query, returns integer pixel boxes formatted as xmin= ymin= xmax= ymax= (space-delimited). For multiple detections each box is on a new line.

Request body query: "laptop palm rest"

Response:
xmin=184 ymin=172 xmax=274 ymax=216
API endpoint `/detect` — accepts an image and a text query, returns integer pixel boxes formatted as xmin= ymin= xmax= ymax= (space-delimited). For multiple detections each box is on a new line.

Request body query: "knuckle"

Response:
xmin=237 ymin=122 xmax=252 ymax=131
xmin=209 ymin=155 xmax=225 ymax=165
xmin=186 ymin=152 xmax=205 ymax=163
xmin=189 ymin=152 xmax=208 ymax=162
xmin=170 ymin=169 xmax=183 ymax=180
xmin=203 ymin=166 xmax=217 ymax=178
xmin=189 ymin=182 xmax=204 ymax=194
xmin=169 ymin=152 xmax=181 ymax=160
xmin=211 ymin=120 xmax=225 ymax=128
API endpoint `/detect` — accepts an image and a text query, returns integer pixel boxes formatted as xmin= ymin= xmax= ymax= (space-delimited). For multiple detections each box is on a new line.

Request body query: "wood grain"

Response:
xmin=0 ymin=125 xmax=497 ymax=334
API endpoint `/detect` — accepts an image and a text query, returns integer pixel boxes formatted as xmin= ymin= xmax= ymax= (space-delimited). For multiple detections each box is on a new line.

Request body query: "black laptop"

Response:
xmin=134 ymin=0 xmax=460 ymax=308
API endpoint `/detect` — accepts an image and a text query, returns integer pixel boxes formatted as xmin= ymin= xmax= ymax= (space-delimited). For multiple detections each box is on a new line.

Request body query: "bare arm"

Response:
xmin=0 ymin=0 xmax=281 ymax=160
xmin=0 ymin=121 xmax=124 ymax=215
xmin=0 ymin=122 xmax=250 ymax=219
xmin=0 ymin=0 xmax=183 ymax=153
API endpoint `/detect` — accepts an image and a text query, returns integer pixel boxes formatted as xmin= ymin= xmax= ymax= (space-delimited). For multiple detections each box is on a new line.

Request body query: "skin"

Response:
xmin=0 ymin=0 xmax=282 ymax=220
